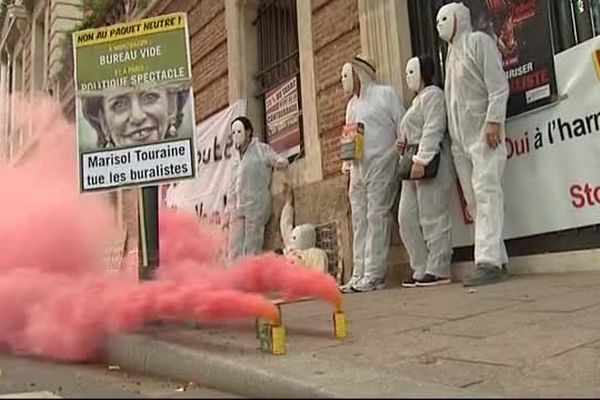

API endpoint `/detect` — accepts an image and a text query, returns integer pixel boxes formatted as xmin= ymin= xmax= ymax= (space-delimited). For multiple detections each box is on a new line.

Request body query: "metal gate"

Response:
xmin=253 ymin=0 xmax=304 ymax=157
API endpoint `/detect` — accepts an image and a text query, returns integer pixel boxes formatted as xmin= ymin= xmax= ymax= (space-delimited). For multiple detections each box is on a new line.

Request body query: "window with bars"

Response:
xmin=407 ymin=0 xmax=600 ymax=258
xmin=254 ymin=0 xmax=304 ymax=160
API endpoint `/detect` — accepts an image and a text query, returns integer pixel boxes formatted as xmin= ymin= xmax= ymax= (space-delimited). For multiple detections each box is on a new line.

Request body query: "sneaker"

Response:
xmin=416 ymin=274 xmax=451 ymax=287
xmin=352 ymin=277 xmax=386 ymax=292
xmin=401 ymin=277 xmax=419 ymax=288
xmin=463 ymin=264 xmax=505 ymax=287
xmin=339 ymin=276 xmax=361 ymax=293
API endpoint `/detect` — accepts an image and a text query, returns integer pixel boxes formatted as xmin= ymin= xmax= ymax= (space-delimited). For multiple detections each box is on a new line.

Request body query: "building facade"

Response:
xmin=1 ymin=0 xmax=599 ymax=281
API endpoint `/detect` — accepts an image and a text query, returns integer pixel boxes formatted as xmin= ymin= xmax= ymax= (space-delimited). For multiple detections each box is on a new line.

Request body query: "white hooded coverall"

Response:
xmin=280 ymin=201 xmax=329 ymax=274
xmin=346 ymin=65 xmax=405 ymax=285
xmin=398 ymin=85 xmax=454 ymax=279
xmin=228 ymin=137 xmax=288 ymax=261
xmin=440 ymin=2 xmax=510 ymax=268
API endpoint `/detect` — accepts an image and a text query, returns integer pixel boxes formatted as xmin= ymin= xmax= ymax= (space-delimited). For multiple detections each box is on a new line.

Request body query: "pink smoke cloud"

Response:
xmin=0 ymin=95 xmax=340 ymax=362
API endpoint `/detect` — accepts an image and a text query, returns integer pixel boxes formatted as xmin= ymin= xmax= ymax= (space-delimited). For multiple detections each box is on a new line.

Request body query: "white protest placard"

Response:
xmin=73 ymin=13 xmax=196 ymax=192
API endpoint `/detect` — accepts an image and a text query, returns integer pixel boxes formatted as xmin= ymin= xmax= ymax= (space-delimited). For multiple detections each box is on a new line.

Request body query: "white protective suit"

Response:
xmin=228 ymin=137 xmax=288 ymax=261
xmin=279 ymin=201 xmax=329 ymax=274
xmin=343 ymin=59 xmax=405 ymax=289
xmin=438 ymin=2 xmax=510 ymax=268
xmin=398 ymin=81 xmax=454 ymax=280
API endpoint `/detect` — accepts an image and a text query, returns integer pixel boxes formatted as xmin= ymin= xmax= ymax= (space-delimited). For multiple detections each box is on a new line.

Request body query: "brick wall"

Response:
xmin=146 ymin=0 xmax=229 ymax=122
xmin=311 ymin=0 xmax=361 ymax=178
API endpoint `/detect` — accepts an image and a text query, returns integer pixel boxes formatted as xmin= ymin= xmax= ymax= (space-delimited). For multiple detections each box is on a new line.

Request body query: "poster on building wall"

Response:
xmin=450 ymin=37 xmax=600 ymax=247
xmin=465 ymin=0 xmax=558 ymax=117
xmin=164 ymin=100 xmax=247 ymax=227
xmin=73 ymin=13 xmax=197 ymax=192
xmin=265 ymin=76 xmax=302 ymax=159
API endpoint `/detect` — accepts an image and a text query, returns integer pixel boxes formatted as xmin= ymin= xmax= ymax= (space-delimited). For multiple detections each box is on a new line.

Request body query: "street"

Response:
xmin=0 ymin=353 xmax=239 ymax=398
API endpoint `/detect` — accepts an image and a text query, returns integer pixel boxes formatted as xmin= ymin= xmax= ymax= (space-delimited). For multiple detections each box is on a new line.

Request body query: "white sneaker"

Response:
xmin=339 ymin=276 xmax=362 ymax=293
xmin=352 ymin=277 xmax=386 ymax=292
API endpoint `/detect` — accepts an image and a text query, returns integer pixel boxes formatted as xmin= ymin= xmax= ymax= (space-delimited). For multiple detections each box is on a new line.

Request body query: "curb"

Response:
xmin=104 ymin=334 xmax=337 ymax=398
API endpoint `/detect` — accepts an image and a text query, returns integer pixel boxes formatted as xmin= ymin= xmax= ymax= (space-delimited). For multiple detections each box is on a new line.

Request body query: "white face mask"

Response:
xmin=436 ymin=5 xmax=456 ymax=42
xmin=405 ymin=57 xmax=422 ymax=92
xmin=290 ymin=224 xmax=316 ymax=251
xmin=341 ymin=63 xmax=354 ymax=94
xmin=231 ymin=120 xmax=246 ymax=146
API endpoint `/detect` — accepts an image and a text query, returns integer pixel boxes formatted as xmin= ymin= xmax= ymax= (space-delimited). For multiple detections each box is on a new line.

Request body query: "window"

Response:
xmin=9 ymin=49 xmax=23 ymax=158
xmin=254 ymin=0 xmax=303 ymax=161
xmin=32 ymin=11 xmax=46 ymax=92
xmin=549 ymin=0 xmax=599 ymax=52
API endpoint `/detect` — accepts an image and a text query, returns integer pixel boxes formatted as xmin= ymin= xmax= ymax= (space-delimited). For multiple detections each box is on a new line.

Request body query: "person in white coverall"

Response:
xmin=279 ymin=183 xmax=329 ymax=274
xmin=437 ymin=2 xmax=510 ymax=287
xmin=227 ymin=116 xmax=288 ymax=262
xmin=339 ymin=55 xmax=405 ymax=293
xmin=397 ymin=55 xmax=454 ymax=288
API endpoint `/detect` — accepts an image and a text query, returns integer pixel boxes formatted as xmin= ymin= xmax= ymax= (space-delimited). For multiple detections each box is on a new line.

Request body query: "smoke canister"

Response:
xmin=333 ymin=311 xmax=347 ymax=339
xmin=270 ymin=324 xmax=287 ymax=355
xmin=258 ymin=319 xmax=271 ymax=352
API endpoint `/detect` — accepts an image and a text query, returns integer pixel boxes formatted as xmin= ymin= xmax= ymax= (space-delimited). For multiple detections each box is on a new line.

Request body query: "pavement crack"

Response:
xmin=436 ymin=356 xmax=513 ymax=368
xmin=547 ymin=338 xmax=600 ymax=359
xmin=459 ymin=379 xmax=485 ymax=389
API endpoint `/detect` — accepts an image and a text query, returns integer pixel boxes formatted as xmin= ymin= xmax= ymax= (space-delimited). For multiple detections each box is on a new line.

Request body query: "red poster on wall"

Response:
xmin=264 ymin=76 xmax=302 ymax=159
xmin=465 ymin=0 xmax=558 ymax=117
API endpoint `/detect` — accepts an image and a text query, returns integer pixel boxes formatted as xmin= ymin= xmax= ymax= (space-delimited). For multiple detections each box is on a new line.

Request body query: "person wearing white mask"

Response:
xmin=397 ymin=55 xmax=454 ymax=287
xmin=339 ymin=55 xmax=405 ymax=293
xmin=436 ymin=2 xmax=510 ymax=287
xmin=227 ymin=116 xmax=289 ymax=262
xmin=278 ymin=182 xmax=329 ymax=274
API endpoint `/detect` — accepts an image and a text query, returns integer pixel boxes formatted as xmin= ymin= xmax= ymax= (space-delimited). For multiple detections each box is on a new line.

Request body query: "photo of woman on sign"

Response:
xmin=80 ymin=85 xmax=192 ymax=150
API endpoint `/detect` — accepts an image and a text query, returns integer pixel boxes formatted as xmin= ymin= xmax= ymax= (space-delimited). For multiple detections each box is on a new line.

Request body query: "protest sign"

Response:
xmin=265 ymin=76 xmax=302 ymax=159
xmin=73 ymin=13 xmax=196 ymax=192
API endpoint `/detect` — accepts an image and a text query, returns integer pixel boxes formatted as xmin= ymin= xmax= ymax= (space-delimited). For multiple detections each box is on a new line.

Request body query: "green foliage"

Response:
xmin=58 ymin=0 xmax=152 ymax=79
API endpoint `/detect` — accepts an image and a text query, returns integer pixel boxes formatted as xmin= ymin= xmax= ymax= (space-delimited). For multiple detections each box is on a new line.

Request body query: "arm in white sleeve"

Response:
xmin=341 ymin=98 xmax=356 ymax=173
xmin=413 ymin=89 xmax=447 ymax=165
xmin=225 ymin=155 xmax=239 ymax=213
xmin=280 ymin=201 xmax=294 ymax=249
xmin=390 ymin=88 xmax=406 ymax=140
xmin=345 ymin=97 xmax=355 ymax=124
xmin=475 ymin=32 xmax=510 ymax=124
xmin=261 ymin=143 xmax=288 ymax=168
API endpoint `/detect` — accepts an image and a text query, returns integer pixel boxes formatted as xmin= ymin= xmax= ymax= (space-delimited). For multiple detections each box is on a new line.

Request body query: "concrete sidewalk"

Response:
xmin=106 ymin=272 xmax=600 ymax=398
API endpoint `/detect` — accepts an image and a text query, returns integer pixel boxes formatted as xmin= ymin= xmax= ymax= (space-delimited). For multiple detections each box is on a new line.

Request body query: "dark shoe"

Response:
xmin=402 ymin=277 xmax=419 ymax=288
xmin=501 ymin=263 xmax=509 ymax=275
xmin=416 ymin=274 xmax=451 ymax=287
xmin=463 ymin=264 xmax=505 ymax=287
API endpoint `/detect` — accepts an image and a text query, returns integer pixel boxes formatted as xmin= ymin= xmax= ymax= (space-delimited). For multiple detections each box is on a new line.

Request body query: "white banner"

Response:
xmin=451 ymin=37 xmax=600 ymax=247
xmin=164 ymin=99 xmax=246 ymax=221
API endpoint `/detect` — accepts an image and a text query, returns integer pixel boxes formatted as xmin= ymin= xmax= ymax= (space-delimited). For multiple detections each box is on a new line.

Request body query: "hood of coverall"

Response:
xmin=437 ymin=2 xmax=473 ymax=44
xmin=351 ymin=56 xmax=376 ymax=96
xmin=289 ymin=224 xmax=317 ymax=250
